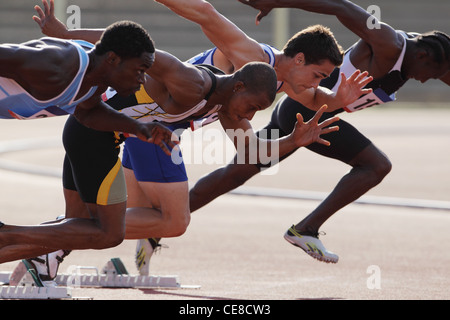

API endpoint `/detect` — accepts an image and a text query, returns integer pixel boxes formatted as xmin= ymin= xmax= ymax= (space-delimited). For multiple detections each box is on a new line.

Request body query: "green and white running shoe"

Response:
xmin=284 ymin=225 xmax=339 ymax=264
xmin=23 ymin=250 xmax=71 ymax=287
xmin=135 ymin=238 xmax=163 ymax=276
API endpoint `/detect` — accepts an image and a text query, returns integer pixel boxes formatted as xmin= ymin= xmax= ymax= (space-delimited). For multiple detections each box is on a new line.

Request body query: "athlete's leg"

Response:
xmin=0 ymin=201 xmax=126 ymax=263
xmin=122 ymin=137 xmax=190 ymax=238
xmin=271 ymin=96 xmax=392 ymax=236
xmin=0 ymin=116 xmax=128 ymax=263
xmin=189 ymin=161 xmax=261 ymax=212
xmin=125 ymin=172 xmax=190 ymax=238
xmin=294 ymin=142 xmax=392 ymax=235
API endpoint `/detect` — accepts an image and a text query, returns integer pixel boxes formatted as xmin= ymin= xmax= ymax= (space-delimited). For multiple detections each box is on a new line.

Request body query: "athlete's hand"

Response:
xmin=291 ymin=105 xmax=339 ymax=147
xmin=335 ymin=70 xmax=373 ymax=107
xmin=135 ymin=122 xmax=180 ymax=156
xmin=33 ymin=0 xmax=69 ymax=38
xmin=238 ymin=0 xmax=276 ymax=25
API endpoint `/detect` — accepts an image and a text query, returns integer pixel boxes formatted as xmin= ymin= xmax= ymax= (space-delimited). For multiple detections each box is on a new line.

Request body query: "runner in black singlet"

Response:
xmin=187 ymin=0 xmax=449 ymax=263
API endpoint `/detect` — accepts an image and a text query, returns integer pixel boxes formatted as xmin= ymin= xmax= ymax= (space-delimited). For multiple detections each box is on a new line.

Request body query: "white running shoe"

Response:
xmin=135 ymin=238 xmax=163 ymax=276
xmin=24 ymin=250 xmax=71 ymax=287
xmin=284 ymin=225 xmax=339 ymax=263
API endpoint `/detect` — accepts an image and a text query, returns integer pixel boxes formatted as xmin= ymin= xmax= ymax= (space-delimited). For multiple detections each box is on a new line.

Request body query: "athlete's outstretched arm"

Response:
xmin=155 ymin=0 xmax=373 ymax=111
xmin=240 ymin=0 xmax=402 ymax=58
xmin=218 ymin=105 xmax=339 ymax=164
xmin=75 ymin=94 xmax=178 ymax=155
xmin=33 ymin=0 xmax=211 ymax=108
xmin=33 ymin=0 xmax=104 ymax=43
xmin=154 ymin=0 xmax=267 ymax=70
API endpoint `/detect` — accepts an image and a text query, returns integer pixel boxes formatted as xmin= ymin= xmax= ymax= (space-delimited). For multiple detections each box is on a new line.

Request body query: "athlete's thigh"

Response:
xmin=86 ymin=201 xmax=127 ymax=232
xmin=138 ymin=180 xmax=189 ymax=218
xmin=63 ymin=188 xmax=90 ymax=219
xmin=124 ymin=167 xmax=152 ymax=208
xmin=306 ymin=117 xmax=372 ymax=164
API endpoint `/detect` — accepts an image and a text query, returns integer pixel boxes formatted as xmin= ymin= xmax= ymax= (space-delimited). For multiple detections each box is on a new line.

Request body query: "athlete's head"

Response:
xmin=226 ymin=62 xmax=277 ymax=121
xmin=282 ymin=25 xmax=344 ymax=93
xmin=406 ymin=31 xmax=450 ymax=83
xmin=95 ymin=21 xmax=156 ymax=96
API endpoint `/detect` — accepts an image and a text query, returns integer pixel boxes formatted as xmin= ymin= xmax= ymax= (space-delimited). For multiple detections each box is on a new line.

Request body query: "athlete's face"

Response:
xmin=286 ymin=54 xmax=335 ymax=93
xmin=226 ymin=88 xmax=273 ymax=122
xmin=109 ymin=52 xmax=155 ymax=96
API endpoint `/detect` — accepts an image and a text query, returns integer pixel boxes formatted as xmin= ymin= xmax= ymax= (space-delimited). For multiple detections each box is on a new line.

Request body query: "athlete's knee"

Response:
xmin=374 ymin=155 xmax=392 ymax=180
xmin=90 ymin=228 xmax=125 ymax=249
xmin=170 ymin=215 xmax=190 ymax=237
xmin=351 ymin=147 xmax=392 ymax=185
xmin=366 ymin=150 xmax=392 ymax=183
xmin=163 ymin=210 xmax=191 ymax=237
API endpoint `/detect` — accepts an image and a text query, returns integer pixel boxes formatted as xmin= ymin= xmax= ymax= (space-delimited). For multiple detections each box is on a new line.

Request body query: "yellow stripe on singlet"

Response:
xmin=97 ymin=159 xmax=127 ymax=205
xmin=135 ymin=84 xmax=154 ymax=104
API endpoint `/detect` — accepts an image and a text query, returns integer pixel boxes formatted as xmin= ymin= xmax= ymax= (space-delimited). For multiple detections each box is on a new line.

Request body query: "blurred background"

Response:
xmin=1 ymin=0 xmax=449 ymax=102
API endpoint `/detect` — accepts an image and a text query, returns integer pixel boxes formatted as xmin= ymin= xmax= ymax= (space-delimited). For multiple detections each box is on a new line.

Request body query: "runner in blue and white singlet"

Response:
xmin=0 ymin=38 xmax=98 ymax=120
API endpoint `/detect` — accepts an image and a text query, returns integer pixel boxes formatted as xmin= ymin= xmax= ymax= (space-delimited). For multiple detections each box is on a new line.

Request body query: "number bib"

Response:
xmin=344 ymin=88 xmax=396 ymax=113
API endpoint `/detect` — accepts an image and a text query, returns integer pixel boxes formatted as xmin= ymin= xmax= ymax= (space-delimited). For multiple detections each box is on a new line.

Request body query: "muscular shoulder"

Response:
xmin=7 ymin=38 xmax=81 ymax=99
xmin=13 ymin=38 xmax=80 ymax=79
xmin=350 ymin=29 xmax=404 ymax=77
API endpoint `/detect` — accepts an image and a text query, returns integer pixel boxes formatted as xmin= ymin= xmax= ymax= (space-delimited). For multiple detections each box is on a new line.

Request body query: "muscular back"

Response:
xmin=0 ymin=38 xmax=81 ymax=101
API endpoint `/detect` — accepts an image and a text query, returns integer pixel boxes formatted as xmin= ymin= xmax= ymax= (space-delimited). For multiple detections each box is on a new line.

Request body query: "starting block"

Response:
xmin=1 ymin=258 xmax=200 ymax=299
xmin=0 ymin=285 xmax=72 ymax=300
xmin=55 ymin=258 xmax=200 ymax=289
xmin=0 ymin=269 xmax=72 ymax=300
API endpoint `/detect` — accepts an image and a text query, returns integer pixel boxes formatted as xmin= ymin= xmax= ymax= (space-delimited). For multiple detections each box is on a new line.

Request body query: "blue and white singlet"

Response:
xmin=0 ymin=38 xmax=98 ymax=119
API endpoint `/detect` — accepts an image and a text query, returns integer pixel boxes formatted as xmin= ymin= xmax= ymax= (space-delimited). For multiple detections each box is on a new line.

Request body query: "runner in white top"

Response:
xmin=192 ymin=0 xmax=449 ymax=263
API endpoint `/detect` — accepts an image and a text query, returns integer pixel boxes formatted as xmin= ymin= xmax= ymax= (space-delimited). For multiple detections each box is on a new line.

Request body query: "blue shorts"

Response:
xmin=122 ymin=136 xmax=188 ymax=183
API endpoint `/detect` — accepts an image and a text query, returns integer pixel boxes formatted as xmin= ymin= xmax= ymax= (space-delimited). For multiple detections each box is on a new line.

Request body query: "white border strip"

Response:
xmin=230 ymin=186 xmax=450 ymax=211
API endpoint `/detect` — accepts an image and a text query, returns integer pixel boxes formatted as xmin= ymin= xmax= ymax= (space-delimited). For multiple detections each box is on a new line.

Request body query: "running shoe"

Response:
xmin=22 ymin=259 xmax=44 ymax=287
xmin=23 ymin=250 xmax=72 ymax=287
xmin=135 ymin=238 xmax=163 ymax=276
xmin=284 ymin=225 xmax=339 ymax=263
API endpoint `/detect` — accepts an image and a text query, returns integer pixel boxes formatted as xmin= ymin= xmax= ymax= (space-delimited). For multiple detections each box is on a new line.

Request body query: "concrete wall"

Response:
xmin=1 ymin=0 xmax=449 ymax=102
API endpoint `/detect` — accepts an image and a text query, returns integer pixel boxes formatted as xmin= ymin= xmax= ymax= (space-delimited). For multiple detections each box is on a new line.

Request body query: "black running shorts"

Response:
xmin=62 ymin=115 xmax=127 ymax=205
xmin=255 ymin=95 xmax=372 ymax=167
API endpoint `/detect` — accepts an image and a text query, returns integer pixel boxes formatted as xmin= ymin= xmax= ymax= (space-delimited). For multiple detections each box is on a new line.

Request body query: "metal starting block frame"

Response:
xmin=0 ymin=271 xmax=72 ymax=300
xmin=1 ymin=258 xmax=200 ymax=299
xmin=0 ymin=285 xmax=72 ymax=300
xmin=55 ymin=258 xmax=197 ymax=289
